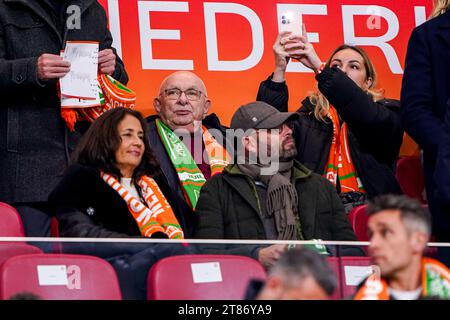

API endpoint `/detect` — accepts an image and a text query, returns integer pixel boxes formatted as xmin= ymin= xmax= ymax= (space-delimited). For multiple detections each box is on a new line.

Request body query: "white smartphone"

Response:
xmin=278 ymin=10 xmax=302 ymax=36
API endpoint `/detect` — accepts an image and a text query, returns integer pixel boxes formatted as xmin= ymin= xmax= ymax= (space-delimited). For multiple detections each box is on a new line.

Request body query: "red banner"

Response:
xmin=98 ymin=0 xmax=433 ymax=129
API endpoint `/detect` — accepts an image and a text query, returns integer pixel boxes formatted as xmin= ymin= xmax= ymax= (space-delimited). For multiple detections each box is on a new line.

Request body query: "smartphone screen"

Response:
xmin=278 ymin=10 xmax=302 ymax=36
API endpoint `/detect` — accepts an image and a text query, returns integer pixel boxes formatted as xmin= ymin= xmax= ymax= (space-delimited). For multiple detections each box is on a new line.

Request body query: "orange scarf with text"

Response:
xmin=354 ymin=257 xmax=450 ymax=300
xmin=324 ymin=106 xmax=365 ymax=193
xmin=101 ymin=172 xmax=184 ymax=239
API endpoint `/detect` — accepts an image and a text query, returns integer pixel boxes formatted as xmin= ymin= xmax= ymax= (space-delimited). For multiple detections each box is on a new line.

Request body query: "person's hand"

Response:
xmin=283 ymin=24 xmax=322 ymax=73
xmin=258 ymin=244 xmax=287 ymax=269
xmin=37 ymin=53 xmax=71 ymax=80
xmin=272 ymin=31 xmax=294 ymax=82
xmin=98 ymin=49 xmax=116 ymax=75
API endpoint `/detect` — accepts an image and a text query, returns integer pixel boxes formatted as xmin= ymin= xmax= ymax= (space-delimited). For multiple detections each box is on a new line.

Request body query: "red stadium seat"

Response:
xmin=348 ymin=205 xmax=369 ymax=242
xmin=0 ymin=243 xmax=42 ymax=267
xmin=339 ymin=257 xmax=374 ymax=298
xmin=147 ymin=254 xmax=267 ymax=300
xmin=327 ymin=257 xmax=342 ymax=299
xmin=0 ymin=254 xmax=122 ymax=300
xmin=0 ymin=202 xmax=25 ymax=237
xmin=396 ymin=156 xmax=427 ymax=204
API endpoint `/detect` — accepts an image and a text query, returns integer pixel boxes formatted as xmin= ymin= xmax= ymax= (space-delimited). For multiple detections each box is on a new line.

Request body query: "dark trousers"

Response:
xmin=14 ymin=203 xmax=52 ymax=237
xmin=14 ymin=203 xmax=53 ymax=253
xmin=423 ymin=156 xmax=450 ymax=267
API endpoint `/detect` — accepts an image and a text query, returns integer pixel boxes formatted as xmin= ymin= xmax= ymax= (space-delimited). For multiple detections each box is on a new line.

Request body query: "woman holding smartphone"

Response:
xmin=257 ymin=28 xmax=403 ymax=212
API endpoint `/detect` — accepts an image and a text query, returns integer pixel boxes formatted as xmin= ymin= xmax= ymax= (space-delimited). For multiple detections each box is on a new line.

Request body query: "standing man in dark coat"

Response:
xmin=0 ymin=0 xmax=128 ymax=236
xmin=401 ymin=5 xmax=450 ymax=244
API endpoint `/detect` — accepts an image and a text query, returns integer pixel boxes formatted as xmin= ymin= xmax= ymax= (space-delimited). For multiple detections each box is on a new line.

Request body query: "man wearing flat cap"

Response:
xmin=194 ymin=101 xmax=359 ymax=268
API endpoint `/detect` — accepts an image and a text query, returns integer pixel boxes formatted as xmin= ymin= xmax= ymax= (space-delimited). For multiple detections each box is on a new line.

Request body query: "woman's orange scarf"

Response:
xmin=324 ymin=106 xmax=365 ymax=193
xmin=101 ymin=172 xmax=184 ymax=239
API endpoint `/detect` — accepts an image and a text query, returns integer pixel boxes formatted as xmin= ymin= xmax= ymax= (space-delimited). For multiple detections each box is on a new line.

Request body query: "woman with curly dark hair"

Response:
xmin=49 ymin=107 xmax=193 ymax=239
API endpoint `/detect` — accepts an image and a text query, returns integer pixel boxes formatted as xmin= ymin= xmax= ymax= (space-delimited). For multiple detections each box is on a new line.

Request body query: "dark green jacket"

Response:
xmin=194 ymin=161 xmax=358 ymax=258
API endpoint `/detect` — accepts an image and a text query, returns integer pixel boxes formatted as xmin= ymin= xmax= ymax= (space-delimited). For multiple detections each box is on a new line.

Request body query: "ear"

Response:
xmin=242 ymin=135 xmax=257 ymax=154
xmin=153 ymin=97 xmax=162 ymax=114
xmin=365 ymin=77 xmax=373 ymax=90
xmin=410 ymin=231 xmax=428 ymax=254
xmin=202 ymin=99 xmax=211 ymax=119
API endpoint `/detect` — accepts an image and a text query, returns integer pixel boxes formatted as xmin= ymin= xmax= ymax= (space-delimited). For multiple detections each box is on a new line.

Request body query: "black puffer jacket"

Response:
xmin=257 ymin=66 xmax=403 ymax=198
xmin=48 ymin=164 xmax=195 ymax=238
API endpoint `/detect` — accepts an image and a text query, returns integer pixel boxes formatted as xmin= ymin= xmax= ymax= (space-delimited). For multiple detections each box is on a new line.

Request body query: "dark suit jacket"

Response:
xmin=401 ymin=10 xmax=450 ymax=237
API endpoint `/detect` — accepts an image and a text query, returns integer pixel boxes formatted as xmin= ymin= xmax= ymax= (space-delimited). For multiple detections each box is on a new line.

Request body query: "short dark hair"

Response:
xmin=270 ymin=248 xmax=337 ymax=296
xmin=72 ymin=108 xmax=161 ymax=180
xmin=366 ymin=195 xmax=431 ymax=236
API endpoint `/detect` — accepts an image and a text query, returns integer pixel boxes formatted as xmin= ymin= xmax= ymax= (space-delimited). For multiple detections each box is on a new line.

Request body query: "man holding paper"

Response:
xmin=0 ymin=0 xmax=128 ymax=238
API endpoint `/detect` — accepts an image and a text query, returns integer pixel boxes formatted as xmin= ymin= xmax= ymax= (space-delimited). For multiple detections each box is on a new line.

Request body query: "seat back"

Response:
xmin=0 ymin=254 xmax=122 ymax=300
xmin=0 ymin=244 xmax=42 ymax=267
xmin=0 ymin=203 xmax=25 ymax=237
xmin=147 ymin=254 xmax=267 ymax=300
xmin=348 ymin=205 xmax=369 ymax=241
xmin=396 ymin=156 xmax=427 ymax=203
xmin=327 ymin=257 xmax=342 ymax=299
xmin=339 ymin=257 xmax=374 ymax=298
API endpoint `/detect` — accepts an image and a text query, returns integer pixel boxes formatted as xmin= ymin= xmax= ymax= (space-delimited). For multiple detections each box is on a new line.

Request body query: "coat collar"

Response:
xmin=222 ymin=160 xmax=312 ymax=214
xmin=222 ymin=161 xmax=316 ymax=239
xmin=224 ymin=160 xmax=312 ymax=182
xmin=436 ymin=11 xmax=450 ymax=49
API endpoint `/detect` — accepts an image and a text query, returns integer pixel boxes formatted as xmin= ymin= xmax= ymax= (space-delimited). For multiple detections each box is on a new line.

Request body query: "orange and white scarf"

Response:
xmin=61 ymin=74 xmax=136 ymax=131
xmin=324 ymin=106 xmax=365 ymax=193
xmin=354 ymin=258 xmax=450 ymax=300
xmin=101 ymin=172 xmax=184 ymax=239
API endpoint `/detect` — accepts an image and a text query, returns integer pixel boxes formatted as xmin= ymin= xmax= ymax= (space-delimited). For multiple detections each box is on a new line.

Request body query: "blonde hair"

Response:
xmin=430 ymin=0 xmax=450 ymax=19
xmin=308 ymin=45 xmax=384 ymax=122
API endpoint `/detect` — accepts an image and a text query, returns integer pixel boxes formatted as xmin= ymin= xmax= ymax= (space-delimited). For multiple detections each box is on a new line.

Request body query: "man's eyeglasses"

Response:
xmin=161 ymin=88 xmax=205 ymax=101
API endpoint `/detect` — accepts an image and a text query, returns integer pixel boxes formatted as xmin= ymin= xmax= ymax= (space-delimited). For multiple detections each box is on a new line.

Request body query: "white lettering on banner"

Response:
xmin=366 ymin=5 xmax=381 ymax=30
xmin=204 ymin=3 xmax=264 ymax=71
xmin=138 ymin=1 xmax=194 ymax=70
xmin=108 ymin=0 xmax=122 ymax=58
xmin=276 ymin=4 xmax=328 ymax=73
xmin=414 ymin=6 xmax=427 ymax=27
xmin=342 ymin=5 xmax=403 ymax=74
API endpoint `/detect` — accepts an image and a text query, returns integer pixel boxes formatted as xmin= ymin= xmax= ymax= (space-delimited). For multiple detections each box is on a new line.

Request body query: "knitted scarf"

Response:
xmin=354 ymin=257 xmax=450 ymax=300
xmin=238 ymin=161 xmax=301 ymax=240
xmin=101 ymin=172 xmax=184 ymax=239
xmin=61 ymin=74 xmax=136 ymax=131
xmin=155 ymin=118 xmax=230 ymax=209
xmin=324 ymin=106 xmax=365 ymax=193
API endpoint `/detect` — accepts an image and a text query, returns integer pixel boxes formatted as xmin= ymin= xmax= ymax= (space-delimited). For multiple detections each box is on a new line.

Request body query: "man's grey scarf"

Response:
xmin=238 ymin=160 xmax=302 ymax=240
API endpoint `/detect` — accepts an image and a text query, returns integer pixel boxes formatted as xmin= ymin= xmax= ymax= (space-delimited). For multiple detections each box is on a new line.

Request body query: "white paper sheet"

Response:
xmin=344 ymin=266 xmax=374 ymax=286
xmin=61 ymin=78 xmax=102 ymax=108
xmin=191 ymin=262 xmax=223 ymax=284
xmin=60 ymin=41 xmax=99 ymax=100
xmin=37 ymin=265 xmax=68 ymax=286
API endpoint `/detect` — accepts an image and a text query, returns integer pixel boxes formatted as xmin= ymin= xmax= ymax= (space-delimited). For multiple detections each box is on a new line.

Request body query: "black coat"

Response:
xmin=194 ymin=162 xmax=359 ymax=258
xmin=401 ymin=10 xmax=450 ymax=239
xmin=48 ymin=164 xmax=195 ymax=238
xmin=257 ymin=66 xmax=403 ymax=198
xmin=0 ymin=0 xmax=128 ymax=203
